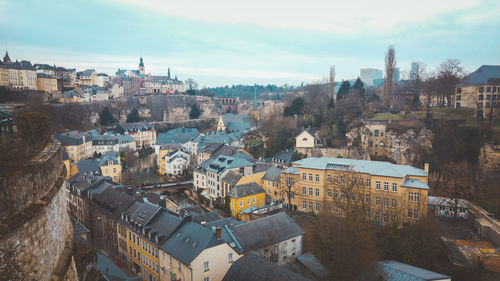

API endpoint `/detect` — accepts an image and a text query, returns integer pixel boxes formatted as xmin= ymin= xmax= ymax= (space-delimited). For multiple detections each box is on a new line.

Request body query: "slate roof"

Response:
xmin=262 ymin=166 xmax=282 ymax=182
xmin=145 ymin=209 xmax=184 ymax=244
xmin=221 ymin=170 xmax=243 ymax=186
xmin=253 ymin=162 xmax=274 ymax=173
xmin=92 ymin=186 xmax=136 ymax=220
xmin=222 ymin=254 xmax=312 ymax=281
xmin=193 ymin=131 xmax=245 ymax=148
xmin=179 ymin=205 xmax=205 ymax=218
xmin=36 ymin=73 xmax=55 ymax=79
xmin=160 ymin=222 xmax=223 ymax=265
xmin=54 ymin=131 xmax=92 ymax=146
xmin=156 ymin=127 xmax=200 ymax=145
xmin=191 ymin=211 xmax=221 ymax=225
xmin=128 ymin=202 xmax=162 ymax=226
xmin=206 ymin=155 xmax=254 ymax=175
xmin=228 ymin=182 xmax=265 ymax=199
xmin=77 ymin=69 xmax=95 ymax=77
xmin=401 ymin=178 xmax=429 ymax=190
xmin=292 ymin=157 xmax=428 ymax=178
xmin=68 ymin=173 xmax=106 ymax=193
xmin=457 ymin=65 xmax=500 ymax=86
xmin=296 ymin=252 xmax=329 ymax=279
xmin=116 ymin=122 xmax=154 ymax=133
xmin=76 ymin=159 xmax=100 ymax=174
xmin=194 ymin=158 xmax=213 ymax=174
xmin=270 ymin=148 xmax=294 ymax=165
xmin=355 ymin=260 xmax=451 ymax=281
xmin=232 ymin=212 xmax=304 ymax=253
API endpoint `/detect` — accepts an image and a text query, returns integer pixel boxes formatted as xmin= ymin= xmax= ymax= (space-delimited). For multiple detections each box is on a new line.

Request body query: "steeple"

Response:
xmin=168 ymin=67 xmax=171 ymax=79
xmin=3 ymin=50 xmax=11 ymax=63
xmin=253 ymin=85 xmax=257 ymax=109
xmin=139 ymin=57 xmax=145 ymax=75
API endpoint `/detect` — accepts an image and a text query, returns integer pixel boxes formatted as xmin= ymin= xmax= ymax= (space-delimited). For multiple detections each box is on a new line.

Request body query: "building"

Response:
xmin=116 ymin=122 xmax=156 ymax=149
xmin=281 ymin=157 xmax=430 ymax=225
xmin=216 ymin=114 xmax=251 ymax=132
xmin=76 ymin=69 xmax=97 ymax=86
xmin=232 ymin=212 xmax=304 ymax=265
xmin=222 ymin=254 xmax=312 ymax=281
xmin=36 ymin=73 xmax=58 ymax=93
xmin=228 ymin=182 xmax=266 ymax=219
xmin=360 ymin=68 xmax=383 ymax=87
xmin=205 ymin=155 xmax=254 ymax=198
xmin=155 ymin=126 xmax=200 ymax=156
xmin=355 ymin=260 xmax=451 ymax=281
xmin=261 ymin=166 xmax=282 ymax=201
xmin=0 ymin=61 xmax=10 ymax=86
xmin=92 ymin=134 xmax=120 ymax=154
xmin=197 ymin=142 xmax=249 ymax=164
xmin=428 ymin=195 xmax=469 ymax=219
xmin=295 ymin=128 xmax=322 ymax=157
xmin=163 ymin=149 xmax=191 ymax=176
xmin=54 ymin=131 xmax=93 ymax=162
xmin=74 ymin=151 xmax=122 ymax=182
xmin=454 ymin=65 xmax=500 ymax=119
xmin=217 ymin=97 xmax=239 ymax=113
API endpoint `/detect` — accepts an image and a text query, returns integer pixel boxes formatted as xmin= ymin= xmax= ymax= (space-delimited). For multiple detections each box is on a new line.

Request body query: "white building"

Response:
xmin=360 ymin=68 xmax=383 ymax=87
xmin=204 ymin=155 xmax=254 ymax=198
xmin=95 ymin=73 xmax=110 ymax=87
xmin=164 ymin=150 xmax=191 ymax=175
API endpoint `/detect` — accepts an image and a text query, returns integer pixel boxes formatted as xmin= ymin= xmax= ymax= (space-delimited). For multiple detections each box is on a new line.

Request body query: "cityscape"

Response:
xmin=0 ymin=1 xmax=499 ymax=281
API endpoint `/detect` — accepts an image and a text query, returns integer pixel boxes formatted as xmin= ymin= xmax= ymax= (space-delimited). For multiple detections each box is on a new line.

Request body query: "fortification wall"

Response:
xmin=0 ymin=138 xmax=77 ymax=281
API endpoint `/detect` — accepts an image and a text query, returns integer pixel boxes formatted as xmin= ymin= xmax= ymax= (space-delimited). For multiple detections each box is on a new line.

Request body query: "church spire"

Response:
xmin=253 ymin=84 xmax=257 ymax=109
xmin=139 ymin=57 xmax=145 ymax=74
xmin=168 ymin=67 xmax=171 ymax=79
xmin=3 ymin=50 xmax=11 ymax=63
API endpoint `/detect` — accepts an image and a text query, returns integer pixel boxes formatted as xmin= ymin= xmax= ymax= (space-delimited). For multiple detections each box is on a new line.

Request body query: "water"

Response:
xmin=122 ymin=152 xmax=166 ymax=186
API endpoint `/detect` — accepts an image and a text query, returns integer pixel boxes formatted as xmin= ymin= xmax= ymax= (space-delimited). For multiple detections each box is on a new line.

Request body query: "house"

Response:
xmin=187 ymin=131 xmax=246 ymax=156
xmin=36 ymin=73 xmax=58 ymax=93
xmin=76 ymin=69 xmax=97 ymax=86
xmin=268 ymin=148 xmax=294 ymax=166
xmin=295 ymin=128 xmax=322 ymax=157
xmin=454 ymin=65 xmax=500 ymax=119
xmin=428 ymin=195 xmax=469 ymax=219
xmin=92 ymin=134 xmax=120 ymax=154
xmin=222 ymin=254 xmax=312 ymax=281
xmin=193 ymin=159 xmax=212 ymax=193
xmin=155 ymin=127 xmax=200 ymax=152
xmin=163 ymin=149 xmax=191 ymax=176
xmin=53 ymin=131 xmax=93 ymax=162
xmin=205 ymin=155 xmax=254 ymax=198
xmin=228 ymin=182 xmax=266 ymax=219
xmin=216 ymin=114 xmax=251 ymax=132
xmin=116 ymin=122 xmax=156 ymax=149
xmin=355 ymin=260 xmax=451 ymax=281
xmin=232 ymin=212 xmax=304 ymax=265
xmin=282 ymin=157 xmax=430 ymax=225
xmin=75 ymin=151 xmax=122 ymax=182
xmin=260 ymin=166 xmax=283 ymax=201
xmin=197 ymin=142 xmax=249 ymax=164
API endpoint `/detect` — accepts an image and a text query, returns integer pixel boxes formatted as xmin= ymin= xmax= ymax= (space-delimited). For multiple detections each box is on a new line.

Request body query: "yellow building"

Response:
xmin=53 ymin=131 xmax=93 ymax=162
xmin=228 ymin=182 xmax=267 ymax=219
xmin=260 ymin=166 xmax=282 ymax=202
xmin=156 ymin=144 xmax=179 ymax=175
xmin=36 ymin=73 xmax=58 ymax=93
xmin=0 ymin=63 xmax=8 ymax=86
xmin=281 ymin=157 xmax=429 ymax=225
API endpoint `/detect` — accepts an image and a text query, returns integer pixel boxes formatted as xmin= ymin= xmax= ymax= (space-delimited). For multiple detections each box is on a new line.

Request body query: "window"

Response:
xmin=359 ymin=178 xmax=363 ymax=185
xmin=239 ymin=200 xmax=243 ymax=207
xmin=408 ymin=192 xmax=414 ymax=201
xmin=479 ymin=87 xmax=484 ymax=93
xmin=303 ymin=201 xmax=307 ymax=209
xmin=228 ymin=253 xmax=233 ymax=263
xmin=414 ymin=193 xmax=420 ymax=202
xmin=366 ymin=179 xmax=371 ymax=187
xmin=376 ymin=197 xmax=380 ymax=205
xmin=315 ymin=203 xmax=319 ymax=211
xmin=334 ymin=176 xmax=338 ymax=183
xmin=369 ymin=141 xmax=373 ymax=147
xmin=383 ymin=198 xmax=388 ymax=208
xmin=487 ymin=94 xmax=492 ymax=100
xmin=341 ymin=192 xmax=345 ymax=199
xmin=302 ymin=173 xmax=306 ymax=180
xmin=383 ymin=214 xmax=388 ymax=223
xmin=327 ymin=189 xmax=332 ymax=197
xmin=366 ymin=194 xmax=371 ymax=203
xmin=456 ymin=95 xmax=461 ymax=101
xmin=303 ymin=187 xmax=307 ymax=195
xmin=408 ymin=209 xmax=413 ymax=218
xmin=494 ymin=87 xmax=497 ymax=93
xmin=479 ymin=94 xmax=484 ymax=100
xmin=392 ymin=199 xmax=397 ymax=208
xmin=204 ymin=277 xmax=210 ymax=281
xmin=456 ymin=102 xmax=461 ymax=108
xmin=334 ymin=190 xmax=338 ymax=199
xmin=384 ymin=182 xmax=388 ymax=191
xmin=366 ymin=210 xmax=371 ymax=218
xmin=478 ymin=102 xmax=483 ymax=108
xmin=414 ymin=209 xmax=419 ymax=219
xmin=487 ymin=87 xmax=491 ymax=92
xmin=309 ymin=174 xmax=312 ymax=181
xmin=309 ymin=188 xmax=313 ymax=196
xmin=315 ymin=174 xmax=320 ymax=182
xmin=327 ymin=175 xmax=331 ymax=182
xmin=486 ymin=102 xmax=491 ymax=108
xmin=376 ymin=181 xmax=381 ymax=190
xmin=374 ymin=130 xmax=379 ymax=136
xmin=392 ymin=183 xmax=397 ymax=192
xmin=457 ymin=87 xmax=462 ymax=94
xmin=309 ymin=202 xmax=313 ymax=209
xmin=253 ymin=197 xmax=256 ymax=204
xmin=375 ymin=212 xmax=380 ymax=222
xmin=247 ymin=198 xmax=250 ymax=205
xmin=315 ymin=188 xmax=319 ymax=197
xmin=204 ymin=261 xmax=210 ymax=271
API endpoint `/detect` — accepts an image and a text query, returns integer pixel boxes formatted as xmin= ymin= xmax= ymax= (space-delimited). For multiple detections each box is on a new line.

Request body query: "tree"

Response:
xmin=384 ymin=45 xmax=397 ymax=108
xmin=336 ymin=81 xmax=351 ymax=100
xmin=436 ymin=59 xmax=465 ymax=108
xmin=438 ymin=161 xmax=473 ymax=220
xmin=283 ymin=97 xmax=305 ymax=117
xmin=126 ymin=108 xmax=140 ymax=123
xmin=189 ymin=104 xmax=201 ymax=119
xmin=99 ymin=106 xmax=115 ymax=126
xmin=280 ymin=171 xmax=299 ymax=210
xmin=15 ymin=111 xmax=51 ymax=153
xmin=185 ymin=78 xmax=199 ymax=95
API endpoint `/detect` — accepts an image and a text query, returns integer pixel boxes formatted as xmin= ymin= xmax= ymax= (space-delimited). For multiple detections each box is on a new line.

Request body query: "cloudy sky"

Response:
xmin=0 ymin=0 xmax=499 ymax=87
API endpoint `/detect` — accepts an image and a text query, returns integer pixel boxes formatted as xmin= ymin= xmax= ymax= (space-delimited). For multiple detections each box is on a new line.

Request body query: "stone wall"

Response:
xmin=0 ymin=138 xmax=63 ymax=219
xmin=0 ymin=139 xmax=77 ymax=281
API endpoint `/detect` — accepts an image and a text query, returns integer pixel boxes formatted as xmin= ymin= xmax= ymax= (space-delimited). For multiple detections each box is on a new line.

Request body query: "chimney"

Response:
xmin=424 ymin=163 xmax=429 ymax=174
xmin=216 ymin=226 xmax=222 ymax=239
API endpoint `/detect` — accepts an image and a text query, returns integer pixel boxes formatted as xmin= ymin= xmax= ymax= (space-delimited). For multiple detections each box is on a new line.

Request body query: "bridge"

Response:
xmin=138 ymin=180 xmax=193 ymax=193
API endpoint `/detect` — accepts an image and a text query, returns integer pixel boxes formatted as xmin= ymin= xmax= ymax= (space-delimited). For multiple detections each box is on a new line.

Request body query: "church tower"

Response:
xmin=3 ymin=50 xmax=11 ymax=63
xmin=139 ymin=57 xmax=145 ymax=74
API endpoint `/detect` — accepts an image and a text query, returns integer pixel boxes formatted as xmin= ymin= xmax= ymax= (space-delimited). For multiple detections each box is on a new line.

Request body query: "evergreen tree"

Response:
xmin=99 ymin=107 xmax=115 ymax=126
xmin=189 ymin=104 xmax=201 ymax=119
xmin=336 ymin=81 xmax=351 ymax=100
xmin=352 ymin=77 xmax=365 ymax=96
xmin=126 ymin=108 xmax=140 ymax=123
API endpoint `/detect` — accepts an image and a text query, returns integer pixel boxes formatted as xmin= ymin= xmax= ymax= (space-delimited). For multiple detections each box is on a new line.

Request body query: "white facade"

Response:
xmin=164 ymin=150 xmax=191 ymax=175
xmin=253 ymin=235 xmax=303 ymax=265
xmin=95 ymin=75 xmax=110 ymax=87
xmin=194 ymin=170 xmax=207 ymax=191
xmin=295 ymin=130 xmax=316 ymax=149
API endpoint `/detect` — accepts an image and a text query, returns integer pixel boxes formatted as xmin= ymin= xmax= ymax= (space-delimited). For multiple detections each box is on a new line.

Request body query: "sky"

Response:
xmin=0 ymin=0 xmax=499 ymax=87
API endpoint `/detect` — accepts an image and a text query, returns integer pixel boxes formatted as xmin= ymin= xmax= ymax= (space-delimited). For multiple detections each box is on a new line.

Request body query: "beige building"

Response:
xmin=454 ymin=65 xmax=500 ymax=119
xmin=295 ymin=128 xmax=322 ymax=156
xmin=0 ymin=63 xmax=8 ymax=86
xmin=36 ymin=73 xmax=58 ymax=93
xmin=54 ymin=131 xmax=93 ymax=162
xmin=281 ymin=157 xmax=429 ymax=225
xmin=116 ymin=122 xmax=157 ymax=149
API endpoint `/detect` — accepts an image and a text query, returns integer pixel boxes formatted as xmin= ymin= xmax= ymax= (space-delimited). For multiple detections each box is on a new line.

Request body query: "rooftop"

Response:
xmin=355 ymin=260 xmax=451 ymax=281
xmin=457 ymin=65 xmax=500 ymax=86
xmin=228 ymin=182 xmax=265 ymax=199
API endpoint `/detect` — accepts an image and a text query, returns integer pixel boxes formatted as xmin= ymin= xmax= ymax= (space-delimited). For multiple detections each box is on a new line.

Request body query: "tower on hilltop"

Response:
xmin=139 ymin=57 xmax=145 ymax=74
xmin=3 ymin=50 xmax=11 ymax=63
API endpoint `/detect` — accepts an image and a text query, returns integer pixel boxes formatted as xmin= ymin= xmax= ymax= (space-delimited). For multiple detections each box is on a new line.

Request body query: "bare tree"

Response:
xmin=438 ymin=161 xmax=473 ymax=220
xmin=185 ymin=78 xmax=199 ymax=93
xmin=384 ymin=46 xmax=397 ymax=109
xmin=436 ymin=59 xmax=465 ymax=108
xmin=330 ymin=65 xmax=336 ymax=102
xmin=280 ymin=169 xmax=299 ymax=210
